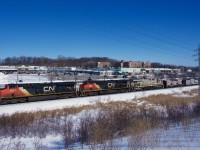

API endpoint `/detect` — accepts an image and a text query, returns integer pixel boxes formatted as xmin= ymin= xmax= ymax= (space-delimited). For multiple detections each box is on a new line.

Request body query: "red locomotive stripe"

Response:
xmin=0 ymin=87 xmax=32 ymax=98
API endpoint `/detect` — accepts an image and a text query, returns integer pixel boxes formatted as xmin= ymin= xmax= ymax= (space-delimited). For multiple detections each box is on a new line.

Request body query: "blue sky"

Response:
xmin=0 ymin=0 xmax=199 ymax=66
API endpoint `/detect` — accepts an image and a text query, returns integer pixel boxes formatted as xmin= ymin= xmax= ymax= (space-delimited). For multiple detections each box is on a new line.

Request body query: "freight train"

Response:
xmin=0 ymin=78 xmax=198 ymax=105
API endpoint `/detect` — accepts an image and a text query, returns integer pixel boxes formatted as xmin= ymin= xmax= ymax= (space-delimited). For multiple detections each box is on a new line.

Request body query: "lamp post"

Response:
xmin=74 ymin=71 xmax=78 ymax=97
xmin=74 ymin=71 xmax=77 ymax=83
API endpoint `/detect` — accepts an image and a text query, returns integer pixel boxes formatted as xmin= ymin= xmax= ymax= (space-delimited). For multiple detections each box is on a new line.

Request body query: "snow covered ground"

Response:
xmin=2 ymin=73 xmax=50 ymax=83
xmin=1 ymin=116 xmax=200 ymax=150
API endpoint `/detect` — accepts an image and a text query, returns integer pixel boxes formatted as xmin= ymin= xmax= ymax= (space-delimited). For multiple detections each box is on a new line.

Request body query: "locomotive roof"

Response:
xmin=0 ymin=80 xmax=76 ymax=85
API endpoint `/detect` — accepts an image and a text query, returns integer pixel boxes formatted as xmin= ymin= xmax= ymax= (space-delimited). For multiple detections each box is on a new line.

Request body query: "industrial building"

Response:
xmin=97 ymin=60 xmax=151 ymax=68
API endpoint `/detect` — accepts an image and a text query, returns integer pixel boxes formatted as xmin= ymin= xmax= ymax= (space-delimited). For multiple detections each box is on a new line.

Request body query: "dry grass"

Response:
xmin=182 ymin=89 xmax=198 ymax=95
xmin=142 ymin=94 xmax=199 ymax=107
xmin=0 ymin=90 xmax=200 ymax=149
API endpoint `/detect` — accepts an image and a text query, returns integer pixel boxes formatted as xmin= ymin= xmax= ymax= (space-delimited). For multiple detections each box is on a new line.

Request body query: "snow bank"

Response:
xmin=7 ymin=74 xmax=49 ymax=83
xmin=0 ymin=72 xmax=8 ymax=83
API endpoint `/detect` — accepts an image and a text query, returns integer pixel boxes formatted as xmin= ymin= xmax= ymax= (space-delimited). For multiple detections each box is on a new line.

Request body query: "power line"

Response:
xmin=107 ymin=22 xmax=193 ymax=54
xmin=70 ymin=2 xmax=195 ymax=62
xmin=99 ymin=2 xmax=194 ymax=51
xmin=112 ymin=23 xmax=193 ymax=50
xmin=73 ymin=22 xmax=193 ymax=60
xmin=65 ymin=19 xmax=194 ymax=66
xmin=198 ymin=45 xmax=200 ymax=95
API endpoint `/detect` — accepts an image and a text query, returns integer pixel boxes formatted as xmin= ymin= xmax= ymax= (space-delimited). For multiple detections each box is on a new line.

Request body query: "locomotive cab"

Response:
xmin=0 ymin=84 xmax=8 ymax=100
xmin=79 ymin=78 xmax=102 ymax=96
xmin=82 ymin=77 xmax=94 ymax=85
xmin=0 ymin=84 xmax=6 ymax=99
xmin=0 ymin=84 xmax=7 ymax=90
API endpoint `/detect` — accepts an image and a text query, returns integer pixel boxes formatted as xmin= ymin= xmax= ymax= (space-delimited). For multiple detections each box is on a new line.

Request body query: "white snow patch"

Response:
xmin=0 ymin=72 xmax=8 ymax=83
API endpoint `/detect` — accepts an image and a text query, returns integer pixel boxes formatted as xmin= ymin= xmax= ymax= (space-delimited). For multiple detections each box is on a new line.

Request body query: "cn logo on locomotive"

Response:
xmin=108 ymin=83 xmax=115 ymax=88
xmin=43 ymin=86 xmax=56 ymax=92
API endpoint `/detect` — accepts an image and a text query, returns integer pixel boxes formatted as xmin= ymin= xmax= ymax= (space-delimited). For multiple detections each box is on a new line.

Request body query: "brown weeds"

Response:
xmin=0 ymin=92 xmax=200 ymax=149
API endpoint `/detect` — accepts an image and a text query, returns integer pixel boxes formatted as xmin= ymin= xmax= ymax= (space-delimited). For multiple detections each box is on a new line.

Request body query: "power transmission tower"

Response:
xmin=194 ymin=45 xmax=200 ymax=96
xmin=198 ymin=45 xmax=200 ymax=96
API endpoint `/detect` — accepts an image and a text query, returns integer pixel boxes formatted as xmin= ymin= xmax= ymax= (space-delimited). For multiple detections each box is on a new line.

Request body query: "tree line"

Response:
xmin=0 ymin=55 xmax=196 ymax=71
xmin=0 ymin=56 xmax=117 ymax=68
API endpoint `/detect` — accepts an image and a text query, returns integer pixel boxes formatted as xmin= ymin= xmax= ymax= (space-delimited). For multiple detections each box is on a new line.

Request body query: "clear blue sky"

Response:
xmin=0 ymin=0 xmax=199 ymax=66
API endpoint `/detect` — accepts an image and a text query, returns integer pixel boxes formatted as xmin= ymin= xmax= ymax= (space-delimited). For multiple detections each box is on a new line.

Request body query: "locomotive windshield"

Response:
xmin=0 ymin=84 xmax=6 ymax=90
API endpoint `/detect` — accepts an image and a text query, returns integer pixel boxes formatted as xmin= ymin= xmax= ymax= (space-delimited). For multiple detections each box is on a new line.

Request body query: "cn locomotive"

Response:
xmin=0 ymin=77 xmax=198 ymax=105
